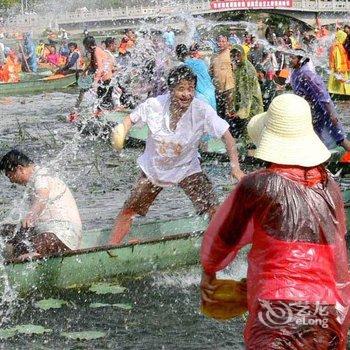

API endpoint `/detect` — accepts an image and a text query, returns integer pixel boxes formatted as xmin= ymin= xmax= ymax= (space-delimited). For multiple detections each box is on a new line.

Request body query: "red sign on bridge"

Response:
xmin=210 ymin=0 xmax=292 ymax=10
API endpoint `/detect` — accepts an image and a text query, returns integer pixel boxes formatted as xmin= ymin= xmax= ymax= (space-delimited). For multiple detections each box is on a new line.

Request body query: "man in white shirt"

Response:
xmin=109 ymin=66 xmax=244 ymax=245
xmin=0 ymin=150 xmax=82 ymax=258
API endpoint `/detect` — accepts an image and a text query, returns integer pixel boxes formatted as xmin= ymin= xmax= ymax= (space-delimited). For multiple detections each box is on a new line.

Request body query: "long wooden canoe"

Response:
xmin=3 ymin=216 xmax=208 ymax=295
xmin=0 ymin=73 xmax=76 ymax=96
xmin=4 ymin=189 xmax=350 ymax=296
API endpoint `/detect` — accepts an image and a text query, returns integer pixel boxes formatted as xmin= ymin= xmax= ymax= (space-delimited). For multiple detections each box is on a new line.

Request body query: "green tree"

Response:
xmin=0 ymin=0 xmax=20 ymax=9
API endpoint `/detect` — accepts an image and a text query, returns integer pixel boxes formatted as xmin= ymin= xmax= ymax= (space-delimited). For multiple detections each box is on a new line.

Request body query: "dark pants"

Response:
xmin=123 ymin=172 xmax=218 ymax=217
xmin=216 ymin=89 xmax=234 ymax=120
xmin=226 ymin=117 xmax=249 ymax=139
xmin=97 ymin=80 xmax=114 ymax=111
xmin=1 ymin=224 xmax=69 ymax=258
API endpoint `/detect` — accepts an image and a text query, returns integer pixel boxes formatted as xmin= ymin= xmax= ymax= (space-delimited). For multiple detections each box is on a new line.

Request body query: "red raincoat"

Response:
xmin=201 ymin=164 xmax=350 ymax=349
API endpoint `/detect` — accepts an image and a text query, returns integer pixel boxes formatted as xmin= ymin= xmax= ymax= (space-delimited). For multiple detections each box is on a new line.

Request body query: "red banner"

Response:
xmin=210 ymin=0 xmax=292 ymax=9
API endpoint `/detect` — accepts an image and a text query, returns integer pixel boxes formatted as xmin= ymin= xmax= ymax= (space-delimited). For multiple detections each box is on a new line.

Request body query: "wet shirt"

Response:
xmin=130 ymin=93 xmax=229 ymax=187
xmin=290 ymin=64 xmax=346 ymax=145
xmin=93 ymin=46 xmax=114 ymax=82
xmin=27 ymin=166 xmax=82 ymax=249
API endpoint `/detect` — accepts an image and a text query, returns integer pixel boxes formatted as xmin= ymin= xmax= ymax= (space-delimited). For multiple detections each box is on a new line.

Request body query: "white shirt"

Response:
xmin=130 ymin=93 xmax=229 ymax=187
xmin=27 ymin=167 xmax=82 ymax=250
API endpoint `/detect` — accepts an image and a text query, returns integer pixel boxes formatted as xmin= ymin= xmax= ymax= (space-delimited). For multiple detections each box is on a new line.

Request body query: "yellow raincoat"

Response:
xmin=328 ymin=30 xmax=350 ymax=95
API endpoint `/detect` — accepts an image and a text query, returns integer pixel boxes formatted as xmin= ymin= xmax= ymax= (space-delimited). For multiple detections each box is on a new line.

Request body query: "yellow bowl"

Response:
xmin=111 ymin=123 xmax=126 ymax=151
xmin=201 ymin=279 xmax=247 ymax=320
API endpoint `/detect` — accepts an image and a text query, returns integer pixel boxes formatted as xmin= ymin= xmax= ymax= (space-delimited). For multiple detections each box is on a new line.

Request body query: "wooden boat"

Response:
xmin=4 ymin=216 xmax=208 ymax=295
xmin=0 ymin=73 xmax=76 ymax=96
xmin=4 ymin=195 xmax=350 ymax=296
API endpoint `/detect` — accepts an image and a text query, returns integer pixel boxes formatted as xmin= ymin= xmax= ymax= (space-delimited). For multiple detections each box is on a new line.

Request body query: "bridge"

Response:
xmin=4 ymin=0 xmax=350 ymax=34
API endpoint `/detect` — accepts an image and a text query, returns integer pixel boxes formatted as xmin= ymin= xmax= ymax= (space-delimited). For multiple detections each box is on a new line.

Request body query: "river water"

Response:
xmin=0 ymin=90 xmax=349 ymax=348
xmin=0 ymin=92 xmax=247 ymax=349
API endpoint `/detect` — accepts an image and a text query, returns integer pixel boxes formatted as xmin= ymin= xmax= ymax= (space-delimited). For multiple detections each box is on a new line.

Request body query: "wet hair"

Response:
xmin=175 ymin=44 xmax=188 ymax=61
xmin=104 ymin=37 xmax=115 ymax=48
xmin=0 ymin=150 xmax=33 ymax=173
xmin=83 ymin=36 xmax=96 ymax=49
xmin=68 ymin=42 xmax=77 ymax=49
xmin=292 ymin=49 xmax=309 ymax=66
xmin=167 ymin=66 xmax=197 ymax=89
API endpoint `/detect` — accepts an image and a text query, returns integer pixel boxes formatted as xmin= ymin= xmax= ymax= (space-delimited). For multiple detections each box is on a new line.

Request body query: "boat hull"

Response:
xmin=3 ymin=216 xmax=208 ymax=295
xmin=0 ymin=74 xmax=76 ymax=96
xmin=5 ymin=232 xmax=202 ymax=295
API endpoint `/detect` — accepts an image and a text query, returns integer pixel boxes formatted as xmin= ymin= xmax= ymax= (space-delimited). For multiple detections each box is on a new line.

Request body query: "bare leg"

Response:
xmin=75 ymin=89 xmax=86 ymax=109
xmin=109 ymin=209 xmax=136 ymax=245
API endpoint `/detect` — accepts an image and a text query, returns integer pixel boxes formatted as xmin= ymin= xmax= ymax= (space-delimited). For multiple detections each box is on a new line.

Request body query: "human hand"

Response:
xmin=200 ymin=271 xmax=218 ymax=304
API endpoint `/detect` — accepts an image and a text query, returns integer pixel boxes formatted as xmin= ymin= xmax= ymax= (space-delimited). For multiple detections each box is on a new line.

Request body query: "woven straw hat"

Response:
xmin=247 ymin=94 xmax=331 ymax=166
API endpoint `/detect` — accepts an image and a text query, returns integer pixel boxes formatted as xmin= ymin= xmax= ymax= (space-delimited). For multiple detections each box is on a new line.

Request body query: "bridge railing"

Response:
xmin=293 ymin=0 xmax=350 ymax=10
xmin=4 ymin=0 xmax=350 ymax=32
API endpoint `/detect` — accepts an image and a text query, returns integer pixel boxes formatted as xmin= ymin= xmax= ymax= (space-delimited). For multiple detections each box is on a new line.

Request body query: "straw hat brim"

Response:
xmin=248 ymin=112 xmax=331 ymax=167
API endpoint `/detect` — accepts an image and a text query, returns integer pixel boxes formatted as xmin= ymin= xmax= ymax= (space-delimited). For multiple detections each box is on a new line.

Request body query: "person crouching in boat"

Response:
xmin=109 ymin=66 xmax=244 ymax=245
xmin=200 ymin=93 xmax=350 ymax=349
xmin=57 ymin=42 xmax=84 ymax=76
xmin=290 ymin=52 xmax=350 ymax=151
xmin=0 ymin=150 xmax=82 ymax=260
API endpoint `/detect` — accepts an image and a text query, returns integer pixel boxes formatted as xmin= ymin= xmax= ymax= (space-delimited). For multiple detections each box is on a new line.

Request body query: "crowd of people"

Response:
xmin=1 ymin=21 xmax=350 ymax=349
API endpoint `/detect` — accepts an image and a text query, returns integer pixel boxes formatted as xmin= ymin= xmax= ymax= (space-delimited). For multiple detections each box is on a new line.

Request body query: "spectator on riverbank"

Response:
xmin=210 ymin=35 xmax=235 ymax=119
xmin=229 ymin=45 xmax=263 ymax=139
xmin=290 ymin=52 xmax=350 ymax=151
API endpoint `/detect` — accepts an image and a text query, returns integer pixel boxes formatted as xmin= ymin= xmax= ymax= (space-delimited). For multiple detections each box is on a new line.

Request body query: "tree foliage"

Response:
xmin=0 ymin=0 xmax=20 ymax=9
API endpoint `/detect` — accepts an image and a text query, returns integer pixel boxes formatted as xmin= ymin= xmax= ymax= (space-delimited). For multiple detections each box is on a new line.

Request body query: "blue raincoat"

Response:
xmin=24 ymin=34 xmax=37 ymax=73
xmin=184 ymin=58 xmax=217 ymax=110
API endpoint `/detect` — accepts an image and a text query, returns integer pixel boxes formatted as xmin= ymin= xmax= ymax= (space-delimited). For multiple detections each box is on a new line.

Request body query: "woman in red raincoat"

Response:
xmin=200 ymin=93 xmax=350 ymax=349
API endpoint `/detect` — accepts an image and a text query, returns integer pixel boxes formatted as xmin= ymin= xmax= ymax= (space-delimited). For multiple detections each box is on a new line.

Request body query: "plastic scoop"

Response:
xmin=201 ymin=278 xmax=248 ymax=320
xmin=111 ymin=123 xmax=126 ymax=151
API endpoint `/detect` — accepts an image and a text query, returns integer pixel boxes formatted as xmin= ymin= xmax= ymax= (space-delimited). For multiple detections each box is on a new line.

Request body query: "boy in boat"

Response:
xmin=109 ymin=66 xmax=244 ymax=245
xmin=200 ymin=94 xmax=350 ymax=349
xmin=57 ymin=42 xmax=84 ymax=76
xmin=0 ymin=150 xmax=82 ymax=259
